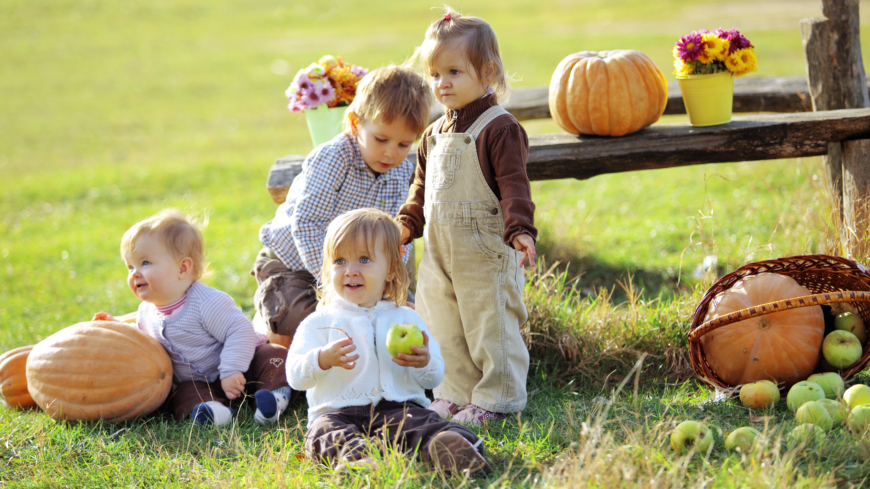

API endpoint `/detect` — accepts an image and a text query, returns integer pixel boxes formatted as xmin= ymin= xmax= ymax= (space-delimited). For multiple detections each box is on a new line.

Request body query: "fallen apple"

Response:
xmin=848 ymin=404 xmax=870 ymax=435
xmin=795 ymin=400 xmax=834 ymax=430
xmin=807 ymin=372 xmax=845 ymax=399
xmin=844 ymin=384 xmax=870 ymax=409
xmin=822 ymin=330 xmax=863 ymax=369
xmin=670 ymin=420 xmax=713 ymax=455
xmin=835 ymin=311 xmax=866 ymax=344
xmin=739 ymin=380 xmax=780 ymax=409
xmin=385 ymin=323 xmax=424 ymax=359
xmin=786 ymin=381 xmax=826 ymax=412
xmin=786 ymin=423 xmax=826 ymax=448
xmin=816 ymin=398 xmax=848 ymax=426
xmin=724 ymin=426 xmax=761 ymax=453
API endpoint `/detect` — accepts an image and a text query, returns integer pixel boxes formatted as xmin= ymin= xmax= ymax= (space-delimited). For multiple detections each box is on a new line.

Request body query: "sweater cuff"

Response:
xmin=307 ymin=348 xmax=331 ymax=380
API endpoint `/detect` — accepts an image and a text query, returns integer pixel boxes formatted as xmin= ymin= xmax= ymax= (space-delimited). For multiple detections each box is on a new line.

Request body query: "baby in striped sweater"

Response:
xmin=95 ymin=209 xmax=294 ymax=427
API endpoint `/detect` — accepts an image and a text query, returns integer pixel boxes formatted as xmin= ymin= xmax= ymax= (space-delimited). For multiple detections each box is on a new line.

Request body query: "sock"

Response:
xmin=254 ymin=386 xmax=292 ymax=424
xmin=191 ymin=401 xmax=236 ymax=427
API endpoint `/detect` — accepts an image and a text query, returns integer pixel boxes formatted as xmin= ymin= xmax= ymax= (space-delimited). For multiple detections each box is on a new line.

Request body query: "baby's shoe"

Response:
xmin=254 ymin=386 xmax=292 ymax=424
xmin=427 ymin=431 xmax=487 ymax=474
xmin=429 ymin=399 xmax=463 ymax=419
xmin=191 ymin=401 xmax=236 ymax=427
xmin=452 ymin=404 xmax=508 ymax=427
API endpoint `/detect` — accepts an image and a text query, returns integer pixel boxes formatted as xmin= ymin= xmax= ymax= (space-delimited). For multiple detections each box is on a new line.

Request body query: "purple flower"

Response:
xmin=713 ymin=28 xmax=753 ymax=54
xmin=351 ymin=64 xmax=369 ymax=78
xmin=675 ymin=31 xmax=705 ymax=62
xmin=293 ymin=72 xmax=315 ymax=93
xmin=313 ymin=80 xmax=336 ymax=105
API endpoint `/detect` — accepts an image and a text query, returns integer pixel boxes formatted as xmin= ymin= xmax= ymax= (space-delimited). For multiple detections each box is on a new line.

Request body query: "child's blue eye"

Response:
xmin=360 ymin=257 xmax=371 ymax=264
xmin=142 ymin=260 xmax=151 ymax=266
xmin=334 ymin=258 xmax=346 ymax=265
xmin=375 ymin=137 xmax=386 ymax=143
xmin=450 ymin=69 xmax=459 ymax=75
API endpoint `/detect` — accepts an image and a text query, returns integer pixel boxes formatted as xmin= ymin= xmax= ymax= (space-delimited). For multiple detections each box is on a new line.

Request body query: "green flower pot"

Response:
xmin=676 ymin=71 xmax=734 ymax=127
xmin=304 ymin=105 xmax=348 ymax=147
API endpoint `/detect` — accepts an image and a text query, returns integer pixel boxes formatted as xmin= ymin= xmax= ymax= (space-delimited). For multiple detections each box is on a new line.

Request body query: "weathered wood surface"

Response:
xmin=424 ymin=76 xmax=870 ymax=124
xmin=801 ymin=0 xmax=869 ymax=255
xmin=842 ymin=139 xmax=870 ymax=254
xmin=268 ymin=108 xmax=870 ymax=203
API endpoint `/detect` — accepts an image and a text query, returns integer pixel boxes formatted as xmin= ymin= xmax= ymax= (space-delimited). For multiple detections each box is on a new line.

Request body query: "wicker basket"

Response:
xmin=688 ymin=254 xmax=870 ymax=393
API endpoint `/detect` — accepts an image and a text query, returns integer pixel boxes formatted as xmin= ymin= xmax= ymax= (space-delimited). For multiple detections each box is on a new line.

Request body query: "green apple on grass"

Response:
xmin=848 ymin=404 xmax=870 ymax=435
xmin=786 ymin=381 xmax=826 ymax=412
xmin=795 ymin=401 xmax=834 ymax=430
xmin=807 ymin=372 xmax=845 ymax=399
xmin=835 ymin=311 xmax=866 ymax=344
xmin=844 ymin=384 xmax=870 ymax=409
xmin=724 ymin=427 xmax=761 ymax=453
xmin=786 ymin=424 xmax=826 ymax=448
xmin=670 ymin=420 xmax=713 ymax=455
xmin=739 ymin=380 xmax=780 ymax=409
xmin=816 ymin=398 xmax=849 ymax=426
xmin=822 ymin=330 xmax=863 ymax=369
xmin=385 ymin=323 xmax=424 ymax=359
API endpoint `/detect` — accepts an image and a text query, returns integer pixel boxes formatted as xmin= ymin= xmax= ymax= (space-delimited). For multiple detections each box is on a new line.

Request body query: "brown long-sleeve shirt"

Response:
xmin=397 ymin=94 xmax=537 ymax=247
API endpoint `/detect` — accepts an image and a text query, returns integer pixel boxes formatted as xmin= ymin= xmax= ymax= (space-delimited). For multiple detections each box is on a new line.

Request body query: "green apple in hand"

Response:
xmin=822 ymin=330 xmax=863 ymax=369
xmin=670 ymin=420 xmax=713 ymax=455
xmin=835 ymin=312 xmax=866 ymax=344
xmin=807 ymin=372 xmax=845 ymax=399
xmin=386 ymin=323 xmax=424 ymax=359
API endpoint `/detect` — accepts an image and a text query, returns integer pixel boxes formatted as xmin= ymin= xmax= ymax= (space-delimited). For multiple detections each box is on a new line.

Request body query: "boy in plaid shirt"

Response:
xmin=254 ymin=65 xmax=433 ymax=344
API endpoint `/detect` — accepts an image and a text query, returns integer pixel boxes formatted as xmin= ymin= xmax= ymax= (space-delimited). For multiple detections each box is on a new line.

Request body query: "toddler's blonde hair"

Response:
xmin=121 ymin=209 xmax=208 ymax=280
xmin=318 ymin=208 xmax=410 ymax=307
xmin=416 ymin=6 xmax=511 ymax=102
xmin=342 ymin=65 xmax=434 ymax=136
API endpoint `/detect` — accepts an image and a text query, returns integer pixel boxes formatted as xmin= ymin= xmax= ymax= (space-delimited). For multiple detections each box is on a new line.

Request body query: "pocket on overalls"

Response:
xmin=430 ymin=146 xmax=462 ymax=190
xmin=471 ymin=219 xmax=506 ymax=261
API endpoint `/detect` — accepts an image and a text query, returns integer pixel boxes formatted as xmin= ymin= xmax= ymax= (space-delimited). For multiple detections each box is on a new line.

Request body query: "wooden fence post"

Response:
xmin=801 ymin=0 xmax=870 ymax=256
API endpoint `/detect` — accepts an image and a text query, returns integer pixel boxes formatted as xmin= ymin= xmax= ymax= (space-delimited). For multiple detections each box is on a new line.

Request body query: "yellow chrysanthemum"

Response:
xmin=699 ymin=33 xmax=729 ymax=63
xmin=725 ymin=47 xmax=757 ymax=77
xmin=674 ymin=57 xmax=693 ymax=77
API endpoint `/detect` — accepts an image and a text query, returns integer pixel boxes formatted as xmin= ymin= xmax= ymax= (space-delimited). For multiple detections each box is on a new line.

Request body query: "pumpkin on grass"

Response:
xmin=549 ymin=50 xmax=668 ymax=137
xmin=26 ymin=321 xmax=172 ymax=422
xmin=701 ymin=273 xmax=825 ymax=388
xmin=0 ymin=345 xmax=37 ymax=409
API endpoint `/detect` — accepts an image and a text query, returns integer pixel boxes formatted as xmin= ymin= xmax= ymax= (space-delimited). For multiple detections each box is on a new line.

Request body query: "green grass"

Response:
xmin=3 ymin=0 xmax=870 ymax=486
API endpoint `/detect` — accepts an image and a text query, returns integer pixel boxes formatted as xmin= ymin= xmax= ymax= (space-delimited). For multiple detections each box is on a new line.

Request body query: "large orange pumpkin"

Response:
xmin=0 ymin=345 xmax=37 ymax=409
xmin=548 ymin=50 xmax=668 ymax=137
xmin=26 ymin=321 xmax=172 ymax=422
xmin=701 ymin=273 xmax=825 ymax=388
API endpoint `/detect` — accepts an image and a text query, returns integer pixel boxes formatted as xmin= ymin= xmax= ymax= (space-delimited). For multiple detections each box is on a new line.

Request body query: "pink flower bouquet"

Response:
xmin=673 ymin=29 xmax=757 ymax=77
xmin=285 ymin=55 xmax=369 ymax=112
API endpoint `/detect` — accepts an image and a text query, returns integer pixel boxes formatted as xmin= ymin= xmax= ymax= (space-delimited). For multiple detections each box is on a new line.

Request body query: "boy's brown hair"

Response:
xmin=343 ymin=65 xmax=434 ymax=136
xmin=318 ymin=208 xmax=410 ymax=307
xmin=417 ymin=6 xmax=510 ymax=101
xmin=121 ymin=209 xmax=208 ymax=280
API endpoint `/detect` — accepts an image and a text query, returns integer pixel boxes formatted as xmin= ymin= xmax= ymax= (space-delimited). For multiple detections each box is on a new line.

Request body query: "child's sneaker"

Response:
xmin=335 ymin=456 xmax=379 ymax=472
xmin=427 ymin=431 xmax=487 ymax=474
xmin=429 ymin=399 xmax=463 ymax=419
xmin=452 ymin=404 xmax=508 ymax=426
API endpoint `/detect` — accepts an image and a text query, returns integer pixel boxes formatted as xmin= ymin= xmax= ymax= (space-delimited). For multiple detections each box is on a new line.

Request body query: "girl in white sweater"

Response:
xmin=286 ymin=208 xmax=486 ymax=474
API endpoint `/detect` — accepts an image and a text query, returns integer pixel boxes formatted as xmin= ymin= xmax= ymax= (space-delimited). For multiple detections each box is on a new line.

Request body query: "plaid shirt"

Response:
xmin=259 ymin=133 xmax=413 ymax=281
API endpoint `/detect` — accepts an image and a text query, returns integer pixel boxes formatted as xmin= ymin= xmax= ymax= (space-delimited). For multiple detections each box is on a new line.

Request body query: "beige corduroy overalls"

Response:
xmin=416 ymin=105 xmax=530 ymax=413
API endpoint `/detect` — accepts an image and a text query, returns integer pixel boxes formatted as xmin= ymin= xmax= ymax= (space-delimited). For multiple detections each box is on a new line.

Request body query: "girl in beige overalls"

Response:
xmin=398 ymin=9 xmax=537 ymax=426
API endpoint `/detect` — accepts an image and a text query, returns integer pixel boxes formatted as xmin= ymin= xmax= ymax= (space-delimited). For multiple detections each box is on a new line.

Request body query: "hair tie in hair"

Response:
xmin=443 ymin=13 xmax=451 ymax=22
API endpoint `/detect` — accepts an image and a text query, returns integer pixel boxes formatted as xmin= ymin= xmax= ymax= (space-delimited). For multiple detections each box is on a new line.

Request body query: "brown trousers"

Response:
xmin=167 ymin=343 xmax=294 ymax=420
xmin=251 ymin=247 xmax=318 ymax=339
xmin=304 ymin=401 xmax=481 ymax=468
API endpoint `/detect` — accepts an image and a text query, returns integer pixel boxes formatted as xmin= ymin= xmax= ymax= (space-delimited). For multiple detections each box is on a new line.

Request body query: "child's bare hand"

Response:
xmin=318 ymin=337 xmax=358 ymax=370
xmin=92 ymin=312 xmax=116 ymax=322
xmin=392 ymin=331 xmax=430 ymax=368
xmin=512 ymin=234 xmax=537 ymax=267
xmin=221 ymin=372 xmax=246 ymax=400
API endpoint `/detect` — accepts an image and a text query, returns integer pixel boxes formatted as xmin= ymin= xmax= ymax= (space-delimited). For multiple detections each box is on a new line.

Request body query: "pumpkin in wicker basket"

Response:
xmin=700 ymin=273 xmax=825 ymax=387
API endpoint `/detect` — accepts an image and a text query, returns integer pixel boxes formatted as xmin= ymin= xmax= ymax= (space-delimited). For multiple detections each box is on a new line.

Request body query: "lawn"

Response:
xmin=3 ymin=0 xmax=870 ymax=486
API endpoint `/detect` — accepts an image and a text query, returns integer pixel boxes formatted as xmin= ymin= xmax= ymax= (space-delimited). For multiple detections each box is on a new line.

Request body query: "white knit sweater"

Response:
xmin=286 ymin=296 xmax=444 ymax=425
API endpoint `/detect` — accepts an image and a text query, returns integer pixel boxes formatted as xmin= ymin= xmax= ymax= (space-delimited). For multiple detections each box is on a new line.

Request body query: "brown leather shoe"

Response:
xmin=427 ymin=431 xmax=487 ymax=474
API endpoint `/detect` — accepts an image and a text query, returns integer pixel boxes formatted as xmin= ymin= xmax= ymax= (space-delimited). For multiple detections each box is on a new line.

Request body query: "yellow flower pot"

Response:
xmin=304 ymin=105 xmax=348 ymax=147
xmin=676 ymin=71 xmax=734 ymax=127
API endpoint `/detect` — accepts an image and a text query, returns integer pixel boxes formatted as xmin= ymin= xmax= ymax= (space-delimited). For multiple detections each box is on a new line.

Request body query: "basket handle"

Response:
xmin=689 ymin=290 xmax=870 ymax=343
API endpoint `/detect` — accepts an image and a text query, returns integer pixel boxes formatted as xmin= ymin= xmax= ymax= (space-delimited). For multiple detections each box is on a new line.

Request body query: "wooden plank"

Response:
xmin=268 ymin=108 xmax=870 ymax=203
xmin=526 ymin=108 xmax=870 ymax=181
xmin=425 ymin=76 xmax=848 ymax=124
